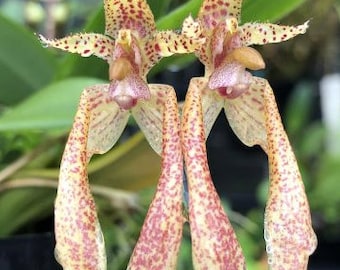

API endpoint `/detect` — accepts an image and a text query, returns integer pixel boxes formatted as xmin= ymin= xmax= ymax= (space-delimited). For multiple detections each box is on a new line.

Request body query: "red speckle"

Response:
xmin=154 ymin=43 xmax=161 ymax=52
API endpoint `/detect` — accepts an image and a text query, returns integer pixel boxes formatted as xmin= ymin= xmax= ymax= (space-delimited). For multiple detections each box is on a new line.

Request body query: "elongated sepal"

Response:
xmin=182 ymin=78 xmax=245 ymax=269
xmin=127 ymin=86 xmax=184 ymax=269
xmin=55 ymin=89 xmax=107 ymax=270
xmin=262 ymin=79 xmax=317 ymax=269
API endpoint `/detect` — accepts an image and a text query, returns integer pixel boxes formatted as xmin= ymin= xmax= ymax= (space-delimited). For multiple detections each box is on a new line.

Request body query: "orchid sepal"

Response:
xmin=55 ymin=89 xmax=107 ymax=270
xmin=262 ymin=79 xmax=317 ymax=269
xmin=182 ymin=77 xmax=246 ymax=269
xmin=127 ymin=86 xmax=184 ymax=269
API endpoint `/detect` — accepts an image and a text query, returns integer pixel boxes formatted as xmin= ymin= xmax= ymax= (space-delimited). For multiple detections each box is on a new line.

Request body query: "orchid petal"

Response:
xmin=198 ymin=0 xmax=242 ymax=28
xmin=127 ymin=87 xmax=184 ymax=269
xmin=143 ymin=30 xmax=205 ymax=72
xmin=262 ymin=79 xmax=317 ymax=269
xmin=85 ymin=85 xmax=130 ymax=156
xmin=39 ymin=33 xmax=115 ymax=61
xmin=240 ymin=21 xmax=309 ymax=46
xmin=223 ymin=77 xmax=267 ymax=150
xmin=192 ymin=77 xmax=224 ymax=139
xmin=55 ymin=90 xmax=106 ymax=270
xmin=154 ymin=31 xmax=205 ymax=57
xmin=182 ymin=78 xmax=245 ymax=269
xmin=104 ymin=0 xmax=156 ymax=39
xmin=181 ymin=15 xmax=203 ymax=39
xmin=132 ymin=84 xmax=173 ymax=155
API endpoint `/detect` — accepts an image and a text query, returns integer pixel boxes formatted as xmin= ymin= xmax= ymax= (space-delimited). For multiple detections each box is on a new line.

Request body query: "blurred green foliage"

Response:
xmin=1 ymin=0 xmax=339 ymax=269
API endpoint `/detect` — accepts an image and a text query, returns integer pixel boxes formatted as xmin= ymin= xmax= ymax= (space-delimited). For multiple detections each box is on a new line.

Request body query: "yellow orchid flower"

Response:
xmin=181 ymin=0 xmax=317 ymax=269
xmin=39 ymin=0 xmax=203 ymax=269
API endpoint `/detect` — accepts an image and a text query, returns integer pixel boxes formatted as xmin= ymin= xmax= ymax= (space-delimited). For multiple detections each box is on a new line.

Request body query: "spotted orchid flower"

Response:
xmin=39 ymin=1 xmax=203 ymax=269
xmin=181 ymin=0 xmax=317 ymax=269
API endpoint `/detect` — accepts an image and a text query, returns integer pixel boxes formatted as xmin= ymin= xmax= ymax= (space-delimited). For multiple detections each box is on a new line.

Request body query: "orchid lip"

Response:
xmin=114 ymin=95 xmax=137 ymax=110
xmin=217 ymin=84 xmax=249 ymax=99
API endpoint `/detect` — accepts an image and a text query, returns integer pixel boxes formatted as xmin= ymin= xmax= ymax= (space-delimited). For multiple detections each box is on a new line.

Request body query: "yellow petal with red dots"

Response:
xmin=240 ymin=21 xmax=309 ymax=46
xmin=191 ymin=77 xmax=224 ymax=139
xmin=132 ymin=84 xmax=176 ymax=155
xmin=151 ymin=30 xmax=205 ymax=58
xmin=85 ymin=85 xmax=130 ymax=156
xmin=223 ymin=77 xmax=268 ymax=151
xmin=39 ymin=33 xmax=115 ymax=61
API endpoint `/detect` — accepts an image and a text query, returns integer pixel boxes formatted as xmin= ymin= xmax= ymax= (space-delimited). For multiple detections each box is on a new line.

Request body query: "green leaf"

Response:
xmin=0 ymin=13 xmax=56 ymax=105
xmin=310 ymin=155 xmax=340 ymax=224
xmin=284 ymin=82 xmax=315 ymax=136
xmin=89 ymin=133 xmax=160 ymax=191
xmin=148 ymin=0 xmax=171 ymax=20
xmin=0 ymin=188 xmax=55 ymax=236
xmin=241 ymin=0 xmax=307 ymax=23
xmin=156 ymin=0 xmax=201 ymax=30
xmin=0 ymin=77 xmax=106 ymax=131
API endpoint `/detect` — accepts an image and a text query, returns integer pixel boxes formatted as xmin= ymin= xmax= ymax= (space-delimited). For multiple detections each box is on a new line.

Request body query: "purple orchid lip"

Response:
xmin=108 ymin=72 xmax=151 ymax=110
xmin=113 ymin=95 xmax=137 ymax=110
xmin=217 ymin=84 xmax=249 ymax=99
xmin=208 ymin=62 xmax=252 ymax=98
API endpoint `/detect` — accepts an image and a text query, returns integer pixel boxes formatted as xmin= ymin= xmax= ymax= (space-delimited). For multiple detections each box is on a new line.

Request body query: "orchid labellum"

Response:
xmin=39 ymin=0 xmax=202 ymax=269
xmin=181 ymin=0 xmax=317 ymax=269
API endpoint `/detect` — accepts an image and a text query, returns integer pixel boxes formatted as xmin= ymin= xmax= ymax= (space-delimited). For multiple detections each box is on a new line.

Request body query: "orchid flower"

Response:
xmin=39 ymin=0 xmax=202 ymax=269
xmin=181 ymin=0 xmax=317 ymax=269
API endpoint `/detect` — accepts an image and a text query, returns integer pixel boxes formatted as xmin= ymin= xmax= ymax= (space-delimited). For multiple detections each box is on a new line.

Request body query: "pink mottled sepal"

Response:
xmin=262 ymin=79 xmax=317 ymax=269
xmin=38 ymin=33 xmax=115 ymax=61
xmin=55 ymin=90 xmax=107 ymax=270
xmin=182 ymin=78 xmax=245 ymax=269
xmin=127 ymin=86 xmax=184 ymax=269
